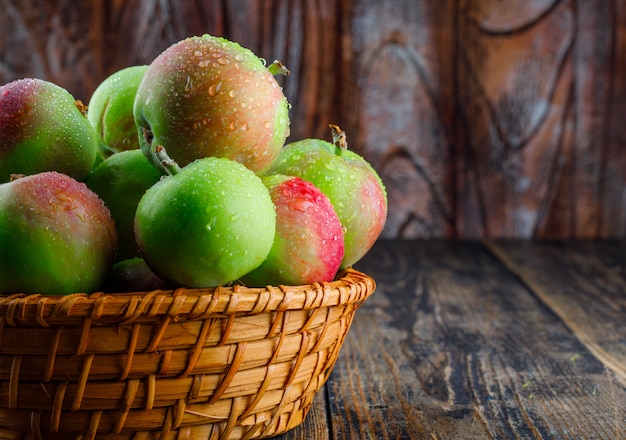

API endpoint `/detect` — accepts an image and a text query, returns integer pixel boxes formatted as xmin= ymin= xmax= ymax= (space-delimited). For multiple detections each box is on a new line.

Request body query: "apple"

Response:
xmin=87 ymin=65 xmax=149 ymax=157
xmin=0 ymin=172 xmax=117 ymax=295
xmin=266 ymin=125 xmax=387 ymax=268
xmin=0 ymin=78 xmax=99 ymax=183
xmin=242 ymin=174 xmax=344 ymax=287
xmin=86 ymin=149 xmax=162 ymax=261
xmin=134 ymin=34 xmax=290 ymax=174
xmin=134 ymin=147 xmax=276 ymax=287
xmin=101 ymin=257 xmax=169 ymax=293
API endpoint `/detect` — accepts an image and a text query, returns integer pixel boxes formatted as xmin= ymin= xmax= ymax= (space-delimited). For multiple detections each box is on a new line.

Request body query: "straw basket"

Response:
xmin=0 ymin=268 xmax=375 ymax=439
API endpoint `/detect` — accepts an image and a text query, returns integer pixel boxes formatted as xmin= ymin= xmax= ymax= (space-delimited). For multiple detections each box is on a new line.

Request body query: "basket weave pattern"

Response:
xmin=0 ymin=268 xmax=375 ymax=439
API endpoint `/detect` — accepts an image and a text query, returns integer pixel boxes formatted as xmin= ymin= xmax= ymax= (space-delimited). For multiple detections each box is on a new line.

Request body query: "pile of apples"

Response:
xmin=0 ymin=34 xmax=387 ymax=296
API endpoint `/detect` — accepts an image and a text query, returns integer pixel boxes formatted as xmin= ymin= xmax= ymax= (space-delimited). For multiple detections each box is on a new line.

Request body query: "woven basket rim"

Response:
xmin=0 ymin=268 xmax=374 ymax=326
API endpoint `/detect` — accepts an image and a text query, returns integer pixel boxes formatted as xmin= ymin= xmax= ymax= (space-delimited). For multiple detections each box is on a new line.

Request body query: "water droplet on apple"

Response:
xmin=208 ymin=82 xmax=222 ymax=96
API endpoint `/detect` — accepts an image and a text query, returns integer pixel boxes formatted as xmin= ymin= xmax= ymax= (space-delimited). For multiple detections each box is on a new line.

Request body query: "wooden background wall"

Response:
xmin=1 ymin=0 xmax=625 ymax=239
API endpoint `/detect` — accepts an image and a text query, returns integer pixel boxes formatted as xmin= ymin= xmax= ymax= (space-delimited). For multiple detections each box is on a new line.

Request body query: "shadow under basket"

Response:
xmin=0 ymin=268 xmax=375 ymax=440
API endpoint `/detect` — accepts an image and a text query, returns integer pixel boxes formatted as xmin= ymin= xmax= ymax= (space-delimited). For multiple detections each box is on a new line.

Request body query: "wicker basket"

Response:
xmin=0 ymin=268 xmax=374 ymax=439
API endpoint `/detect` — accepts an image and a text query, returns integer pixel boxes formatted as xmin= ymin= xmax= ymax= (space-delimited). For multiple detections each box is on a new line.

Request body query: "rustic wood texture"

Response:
xmin=318 ymin=240 xmax=626 ymax=439
xmin=1 ymin=0 xmax=625 ymax=239
xmin=486 ymin=240 xmax=626 ymax=386
xmin=279 ymin=391 xmax=330 ymax=440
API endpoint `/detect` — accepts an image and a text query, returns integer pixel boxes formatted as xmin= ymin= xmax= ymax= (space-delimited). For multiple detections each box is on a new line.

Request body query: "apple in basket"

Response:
xmin=86 ymin=149 xmax=162 ymax=261
xmin=134 ymin=146 xmax=276 ymax=288
xmin=134 ymin=34 xmax=291 ymax=175
xmin=87 ymin=65 xmax=149 ymax=158
xmin=0 ymin=172 xmax=117 ymax=295
xmin=242 ymin=174 xmax=344 ymax=287
xmin=101 ymin=257 xmax=169 ymax=292
xmin=265 ymin=125 xmax=387 ymax=268
xmin=0 ymin=78 xmax=99 ymax=183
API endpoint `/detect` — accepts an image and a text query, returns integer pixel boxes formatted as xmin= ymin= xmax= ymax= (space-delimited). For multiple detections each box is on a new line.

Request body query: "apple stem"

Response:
xmin=75 ymin=99 xmax=88 ymax=116
xmin=154 ymin=145 xmax=182 ymax=176
xmin=330 ymin=124 xmax=348 ymax=152
xmin=268 ymin=60 xmax=290 ymax=76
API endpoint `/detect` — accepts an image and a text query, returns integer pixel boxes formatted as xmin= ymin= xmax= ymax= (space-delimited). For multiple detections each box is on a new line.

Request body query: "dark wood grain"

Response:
xmin=274 ymin=390 xmax=330 ymax=440
xmin=486 ymin=240 xmax=626 ymax=386
xmin=344 ymin=1 xmax=456 ymax=238
xmin=1 ymin=1 xmax=626 ymax=239
xmin=324 ymin=240 xmax=626 ymax=439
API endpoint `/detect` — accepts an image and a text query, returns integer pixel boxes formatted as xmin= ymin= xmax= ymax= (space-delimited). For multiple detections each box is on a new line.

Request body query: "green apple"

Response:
xmin=242 ymin=175 xmax=344 ymax=287
xmin=134 ymin=147 xmax=276 ymax=287
xmin=266 ymin=125 xmax=387 ymax=268
xmin=0 ymin=172 xmax=117 ymax=295
xmin=101 ymin=257 xmax=169 ymax=293
xmin=86 ymin=149 xmax=162 ymax=261
xmin=87 ymin=65 xmax=149 ymax=157
xmin=134 ymin=34 xmax=290 ymax=174
xmin=0 ymin=78 xmax=99 ymax=183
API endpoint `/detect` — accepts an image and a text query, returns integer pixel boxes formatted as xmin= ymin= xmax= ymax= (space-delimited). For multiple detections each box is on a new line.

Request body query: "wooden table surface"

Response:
xmin=277 ymin=240 xmax=626 ymax=439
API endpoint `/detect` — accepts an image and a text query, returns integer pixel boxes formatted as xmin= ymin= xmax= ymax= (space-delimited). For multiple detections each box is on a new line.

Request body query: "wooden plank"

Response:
xmin=2 ymin=1 xmax=626 ymax=239
xmin=455 ymin=0 xmax=576 ymax=238
xmin=326 ymin=240 xmax=626 ymax=439
xmin=343 ymin=0 xmax=456 ymax=238
xmin=486 ymin=240 xmax=626 ymax=385
xmin=276 ymin=389 xmax=330 ymax=440
xmin=599 ymin=1 xmax=626 ymax=237
xmin=568 ymin=0 xmax=614 ymax=237
xmin=0 ymin=0 xmax=104 ymax=100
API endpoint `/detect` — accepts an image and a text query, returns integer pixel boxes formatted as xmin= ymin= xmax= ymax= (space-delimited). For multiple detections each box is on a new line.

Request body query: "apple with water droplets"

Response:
xmin=134 ymin=147 xmax=276 ymax=287
xmin=86 ymin=149 xmax=162 ymax=261
xmin=0 ymin=172 xmax=117 ymax=295
xmin=266 ymin=125 xmax=387 ymax=268
xmin=242 ymin=175 xmax=344 ymax=287
xmin=134 ymin=34 xmax=290 ymax=174
xmin=87 ymin=65 xmax=148 ymax=158
xmin=0 ymin=78 xmax=99 ymax=183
